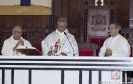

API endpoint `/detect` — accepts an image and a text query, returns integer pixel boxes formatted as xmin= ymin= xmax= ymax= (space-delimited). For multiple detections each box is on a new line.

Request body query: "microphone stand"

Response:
xmin=64 ymin=32 xmax=75 ymax=56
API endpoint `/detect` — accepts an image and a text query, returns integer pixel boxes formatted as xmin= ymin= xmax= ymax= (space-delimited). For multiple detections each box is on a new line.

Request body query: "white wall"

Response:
xmin=0 ymin=0 xmax=20 ymax=6
xmin=31 ymin=0 xmax=51 ymax=8
xmin=0 ymin=0 xmax=52 ymax=8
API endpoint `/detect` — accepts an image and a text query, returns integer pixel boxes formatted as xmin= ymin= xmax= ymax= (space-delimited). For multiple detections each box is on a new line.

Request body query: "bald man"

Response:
xmin=1 ymin=26 xmax=32 ymax=56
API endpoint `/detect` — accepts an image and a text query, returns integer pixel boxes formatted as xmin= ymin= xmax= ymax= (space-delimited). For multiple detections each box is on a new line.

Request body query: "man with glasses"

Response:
xmin=1 ymin=26 xmax=32 ymax=56
xmin=41 ymin=17 xmax=79 ymax=56
xmin=99 ymin=22 xmax=130 ymax=57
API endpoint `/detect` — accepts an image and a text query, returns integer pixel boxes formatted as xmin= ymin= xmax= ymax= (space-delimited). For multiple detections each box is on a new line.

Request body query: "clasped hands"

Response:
xmin=105 ymin=48 xmax=112 ymax=57
xmin=13 ymin=39 xmax=24 ymax=51
xmin=47 ymin=51 xmax=67 ymax=56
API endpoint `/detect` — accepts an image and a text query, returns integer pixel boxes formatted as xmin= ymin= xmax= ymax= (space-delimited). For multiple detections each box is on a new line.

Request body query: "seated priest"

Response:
xmin=1 ymin=26 xmax=32 ymax=56
xmin=99 ymin=22 xmax=130 ymax=57
xmin=41 ymin=17 xmax=79 ymax=56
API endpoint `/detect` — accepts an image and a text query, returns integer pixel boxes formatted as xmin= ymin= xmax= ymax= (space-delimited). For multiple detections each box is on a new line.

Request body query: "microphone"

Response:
xmin=64 ymin=32 xmax=75 ymax=56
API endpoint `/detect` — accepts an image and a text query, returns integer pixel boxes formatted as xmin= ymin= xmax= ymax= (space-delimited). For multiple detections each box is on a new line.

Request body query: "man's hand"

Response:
xmin=13 ymin=45 xmax=18 ymax=51
xmin=13 ymin=39 xmax=24 ymax=51
xmin=60 ymin=52 xmax=67 ymax=56
xmin=47 ymin=51 xmax=52 ymax=56
xmin=105 ymin=48 xmax=112 ymax=57
xmin=18 ymin=39 xmax=24 ymax=46
xmin=16 ymin=39 xmax=24 ymax=47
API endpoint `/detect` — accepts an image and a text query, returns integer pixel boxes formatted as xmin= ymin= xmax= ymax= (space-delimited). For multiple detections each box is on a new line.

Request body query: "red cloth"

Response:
xmin=90 ymin=38 xmax=106 ymax=56
xmin=90 ymin=38 xmax=106 ymax=46
xmin=79 ymin=49 xmax=93 ymax=56
xmin=54 ymin=41 xmax=59 ymax=53
xmin=130 ymin=47 xmax=132 ymax=57
xmin=34 ymin=46 xmax=42 ymax=52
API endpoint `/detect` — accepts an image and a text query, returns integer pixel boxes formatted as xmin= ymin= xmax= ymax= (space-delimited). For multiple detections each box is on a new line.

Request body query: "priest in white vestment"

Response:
xmin=1 ymin=26 xmax=32 ymax=56
xmin=41 ymin=17 xmax=79 ymax=56
xmin=98 ymin=22 xmax=130 ymax=83
xmin=40 ymin=17 xmax=79 ymax=84
xmin=99 ymin=22 xmax=130 ymax=57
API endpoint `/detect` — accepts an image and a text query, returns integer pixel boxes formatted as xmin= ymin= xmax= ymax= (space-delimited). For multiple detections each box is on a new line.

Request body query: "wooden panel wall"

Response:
xmin=68 ymin=0 xmax=82 ymax=42
xmin=0 ymin=0 xmax=130 ymax=43
xmin=52 ymin=0 xmax=61 ymax=29
xmin=0 ymin=15 xmax=52 ymax=28
xmin=52 ymin=0 xmax=130 ymax=42
xmin=113 ymin=0 xmax=129 ymax=29
xmin=129 ymin=0 xmax=133 ymax=28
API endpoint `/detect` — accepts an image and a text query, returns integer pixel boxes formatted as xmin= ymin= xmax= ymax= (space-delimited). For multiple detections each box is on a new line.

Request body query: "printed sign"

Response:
xmin=111 ymin=68 xmax=120 ymax=80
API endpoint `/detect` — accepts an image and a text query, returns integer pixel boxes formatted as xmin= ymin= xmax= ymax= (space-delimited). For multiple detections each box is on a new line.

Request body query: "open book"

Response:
xmin=16 ymin=46 xmax=42 ymax=56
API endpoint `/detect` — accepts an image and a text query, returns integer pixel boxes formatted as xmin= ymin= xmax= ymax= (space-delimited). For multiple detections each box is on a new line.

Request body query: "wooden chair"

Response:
xmin=78 ymin=42 xmax=98 ymax=56
xmin=121 ymin=28 xmax=133 ymax=57
xmin=24 ymin=27 xmax=54 ymax=52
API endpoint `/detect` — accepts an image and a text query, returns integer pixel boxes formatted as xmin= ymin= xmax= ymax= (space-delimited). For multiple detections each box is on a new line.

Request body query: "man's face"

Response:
xmin=108 ymin=24 xmax=119 ymax=37
xmin=57 ymin=22 xmax=67 ymax=33
xmin=12 ymin=26 xmax=22 ymax=40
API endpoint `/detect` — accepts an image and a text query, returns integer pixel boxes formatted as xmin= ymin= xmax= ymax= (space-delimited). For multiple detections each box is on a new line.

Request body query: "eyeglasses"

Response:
xmin=13 ymin=31 xmax=23 ymax=33
xmin=58 ymin=25 xmax=67 ymax=28
xmin=108 ymin=28 xmax=117 ymax=30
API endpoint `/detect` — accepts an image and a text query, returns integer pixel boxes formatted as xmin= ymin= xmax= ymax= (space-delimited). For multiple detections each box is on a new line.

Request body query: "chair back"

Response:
xmin=78 ymin=42 xmax=98 ymax=56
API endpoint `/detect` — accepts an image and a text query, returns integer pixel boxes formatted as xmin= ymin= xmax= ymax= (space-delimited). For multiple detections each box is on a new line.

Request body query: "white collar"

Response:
xmin=56 ymin=29 xmax=68 ymax=35
xmin=13 ymin=37 xmax=19 ymax=41
xmin=111 ymin=34 xmax=119 ymax=40
xmin=11 ymin=35 xmax=23 ymax=42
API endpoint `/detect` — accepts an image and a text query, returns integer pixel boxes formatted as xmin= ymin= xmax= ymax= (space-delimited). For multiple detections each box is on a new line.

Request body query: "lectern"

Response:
xmin=16 ymin=46 xmax=42 ymax=56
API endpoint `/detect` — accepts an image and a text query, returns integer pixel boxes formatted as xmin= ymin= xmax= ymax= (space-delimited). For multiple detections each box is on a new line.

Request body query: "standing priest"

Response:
xmin=41 ymin=17 xmax=79 ymax=56
xmin=99 ymin=22 xmax=130 ymax=57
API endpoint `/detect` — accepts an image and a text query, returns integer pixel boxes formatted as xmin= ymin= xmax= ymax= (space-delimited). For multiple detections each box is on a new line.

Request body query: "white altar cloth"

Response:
xmin=0 ymin=56 xmax=129 ymax=84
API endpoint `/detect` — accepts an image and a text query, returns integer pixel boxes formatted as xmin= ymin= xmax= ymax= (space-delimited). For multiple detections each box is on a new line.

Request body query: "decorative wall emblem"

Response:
xmin=91 ymin=14 xmax=107 ymax=31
